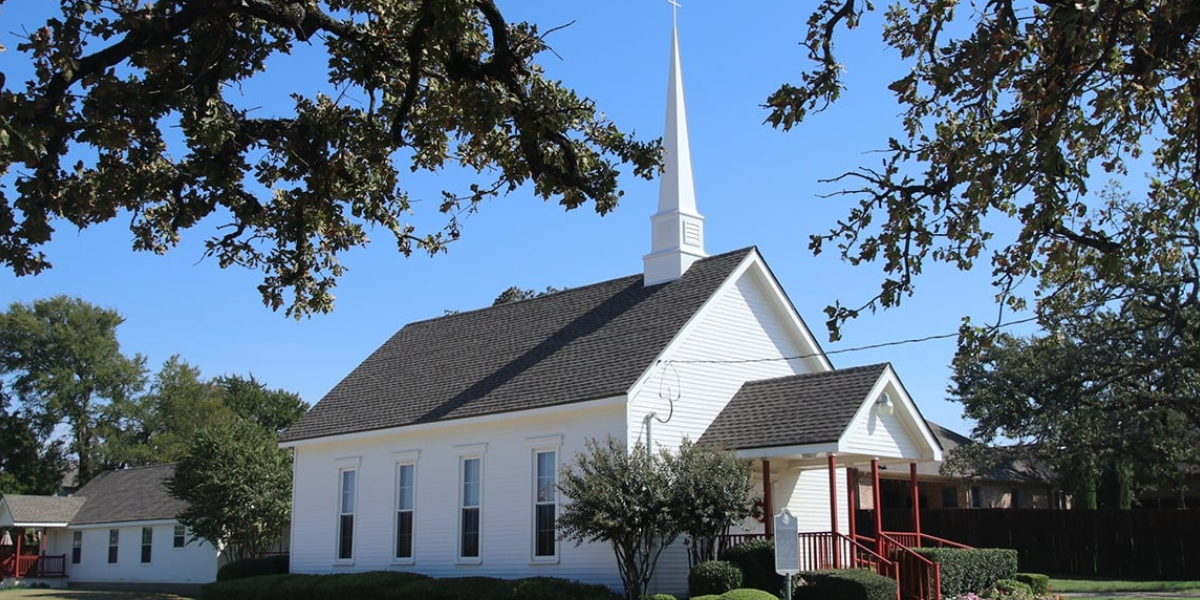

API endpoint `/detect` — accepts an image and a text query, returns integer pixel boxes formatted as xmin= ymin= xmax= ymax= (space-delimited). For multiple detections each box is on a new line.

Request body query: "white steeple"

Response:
xmin=643 ymin=8 xmax=706 ymax=286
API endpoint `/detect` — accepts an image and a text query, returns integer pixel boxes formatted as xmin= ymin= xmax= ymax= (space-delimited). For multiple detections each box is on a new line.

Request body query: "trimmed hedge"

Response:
xmin=794 ymin=569 xmax=897 ymax=600
xmin=216 ymin=555 xmax=291 ymax=581
xmin=690 ymin=560 xmax=744 ymax=597
xmin=1014 ymin=573 xmax=1050 ymax=595
xmin=911 ymin=548 xmax=1018 ymax=597
xmin=201 ymin=572 xmax=621 ymax=600
xmin=690 ymin=596 xmax=722 ymax=600
xmin=511 ymin=577 xmax=622 ymax=600
xmin=645 ymin=595 xmax=678 ymax=600
xmin=718 ymin=538 xmax=784 ymax=596
xmin=720 ymin=589 xmax=780 ymax=600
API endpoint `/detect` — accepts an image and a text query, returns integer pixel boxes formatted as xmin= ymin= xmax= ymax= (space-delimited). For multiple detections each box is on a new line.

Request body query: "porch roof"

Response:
xmin=700 ymin=364 xmax=887 ymax=450
xmin=700 ymin=363 xmax=942 ymax=466
xmin=0 ymin=495 xmax=86 ymax=527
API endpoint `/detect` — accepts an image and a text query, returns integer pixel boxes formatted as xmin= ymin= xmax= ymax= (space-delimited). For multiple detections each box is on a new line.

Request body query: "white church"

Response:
xmin=281 ymin=15 xmax=949 ymax=599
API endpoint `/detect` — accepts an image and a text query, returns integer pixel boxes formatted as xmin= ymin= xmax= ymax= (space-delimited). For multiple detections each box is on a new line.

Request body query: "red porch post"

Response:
xmin=828 ymin=454 xmax=840 ymax=568
xmin=871 ymin=458 xmax=883 ymax=554
xmin=762 ymin=459 xmax=774 ymax=537
xmin=14 ymin=527 xmax=22 ymax=578
xmin=910 ymin=462 xmax=922 ymax=540
xmin=847 ymin=468 xmax=858 ymax=535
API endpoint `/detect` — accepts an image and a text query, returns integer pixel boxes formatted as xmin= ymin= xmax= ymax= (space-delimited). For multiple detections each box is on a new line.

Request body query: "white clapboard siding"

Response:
xmin=628 ymin=261 xmax=819 ymax=453
xmin=289 ymin=398 xmax=625 ymax=591
xmin=66 ymin=522 xmax=218 ymax=584
xmin=840 ymin=381 xmax=924 ymax=459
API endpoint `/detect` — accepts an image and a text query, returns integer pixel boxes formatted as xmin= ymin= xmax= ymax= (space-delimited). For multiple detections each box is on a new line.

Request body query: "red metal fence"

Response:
xmin=860 ymin=508 xmax=1200 ymax=579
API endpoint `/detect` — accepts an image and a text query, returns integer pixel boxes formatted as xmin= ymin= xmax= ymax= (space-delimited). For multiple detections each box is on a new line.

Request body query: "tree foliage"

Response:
xmin=0 ymin=295 xmax=146 ymax=485
xmin=492 ymin=285 xmax=562 ymax=306
xmin=167 ymin=418 xmax=293 ymax=560
xmin=0 ymin=391 xmax=67 ymax=495
xmin=948 ymin=323 xmax=1200 ymax=505
xmin=774 ymin=1 xmax=1200 ymax=346
xmin=558 ymin=437 xmax=673 ymax=600
xmin=557 ymin=437 xmax=751 ymax=600
xmin=103 ymin=356 xmax=236 ymax=467
xmin=216 ymin=373 xmax=307 ymax=435
xmin=1 ymin=0 xmax=659 ymax=317
xmin=664 ymin=439 xmax=752 ymax=567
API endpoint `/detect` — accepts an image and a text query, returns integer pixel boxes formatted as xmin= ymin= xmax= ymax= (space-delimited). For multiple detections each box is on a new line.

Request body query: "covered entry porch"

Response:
xmin=0 ymin=495 xmax=83 ymax=583
xmin=700 ymin=363 xmax=965 ymax=600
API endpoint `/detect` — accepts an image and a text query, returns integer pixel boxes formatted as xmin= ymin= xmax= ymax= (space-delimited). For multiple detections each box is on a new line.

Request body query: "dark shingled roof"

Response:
xmin=1 ymin=494 xmax=86 ymax=525
xmin=281 ymin=248 xmax=755 ymax=443
xmin=699 ymin=364 xmax=889 ymax=450
xmin=71 ymin=464 xmax=187 ymax=525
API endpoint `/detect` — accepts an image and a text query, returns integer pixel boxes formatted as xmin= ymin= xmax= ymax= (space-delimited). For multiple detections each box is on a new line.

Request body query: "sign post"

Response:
xmin=773 ymin=508 xmax=800 ymax=600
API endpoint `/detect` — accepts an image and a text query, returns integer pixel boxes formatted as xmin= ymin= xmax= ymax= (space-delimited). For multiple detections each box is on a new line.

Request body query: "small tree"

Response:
xmin=167 ymin=419 xmax=292 ymax=561
xmin=557 ymin=437 xmax=753 ymax=599
xmin=665 ymin=439 xmax=752 ymax=566
xmin=557 ymin=437 xmax=675 ymax=600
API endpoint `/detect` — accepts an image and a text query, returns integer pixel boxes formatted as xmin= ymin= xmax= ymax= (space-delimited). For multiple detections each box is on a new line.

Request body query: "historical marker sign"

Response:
xmin=773 ymin=508 xmax=800 ymax=576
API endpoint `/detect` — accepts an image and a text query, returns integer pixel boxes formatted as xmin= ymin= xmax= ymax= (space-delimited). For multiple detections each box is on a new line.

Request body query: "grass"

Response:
xmin=0 ymin=590 xmax=195 ymax=600
xmin=1051 ymin=579 xmax=1200 ymax=594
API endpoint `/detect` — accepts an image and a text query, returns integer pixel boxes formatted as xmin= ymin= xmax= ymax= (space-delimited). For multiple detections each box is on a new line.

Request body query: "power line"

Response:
xmin=662 ymin=314 xmax=1041 ymax=365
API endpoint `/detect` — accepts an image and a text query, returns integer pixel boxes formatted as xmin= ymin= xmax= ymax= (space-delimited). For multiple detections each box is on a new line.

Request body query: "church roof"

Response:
xmin=281 ymin=248 xmax=755 ymax=443
xmin=0 ymin=494 xmax=86 ymax=526
xmin=699 ymin=364 xmax=891 ymax=450
xmin=71 ymin=464 xmax=187 ymax=525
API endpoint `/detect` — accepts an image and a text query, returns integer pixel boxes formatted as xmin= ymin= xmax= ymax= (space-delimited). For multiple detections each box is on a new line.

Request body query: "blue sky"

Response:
xmin=0 ymin=1 xmax=1036 ymax=437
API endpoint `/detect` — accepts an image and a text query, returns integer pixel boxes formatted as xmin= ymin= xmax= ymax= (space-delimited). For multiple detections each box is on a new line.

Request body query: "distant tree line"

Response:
xmin=0 ymin=295 xmax=305 ymax=558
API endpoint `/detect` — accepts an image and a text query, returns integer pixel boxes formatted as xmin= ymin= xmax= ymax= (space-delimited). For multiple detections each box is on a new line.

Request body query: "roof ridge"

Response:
xmin=405 ymin=247 xmax=758 ymax=328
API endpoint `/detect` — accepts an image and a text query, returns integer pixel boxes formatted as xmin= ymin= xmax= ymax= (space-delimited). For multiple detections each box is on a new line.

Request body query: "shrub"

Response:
xmin=718 ymin=538 xmax=783 ymax=595
xmin=391 ymin=576 xmax=515 ymax=600
xmin=216 ymin=555 xmax=291 ymax=581
xmin=691 ymin=596 xmax=722 ymax=600
xmin=911 ymin=547 xmax=1018 ymax=598
xmin=719 ymin=589 xmax=780 ymax=600
xmin=644 ymin=595 xmax=677 ymax=600
xmin=992 ymin=579 xmax=1032 ymax=594
xmin=513 ymin=577 xmax=622 ymax=600
xmin=1014 ymin=573 xmax=1050 ymax=595
xmin=690 ymin=560 xmax=744 ymax=597
xmin=793 ymin=569 xmax=897 ymax=600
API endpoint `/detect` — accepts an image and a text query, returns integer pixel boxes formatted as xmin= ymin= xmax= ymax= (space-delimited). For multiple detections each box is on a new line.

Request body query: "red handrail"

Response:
xmin=879 ymin=533 xmax=941 ymax=600
xmin=881 ymin=530 xmax=973 ymax=549
xmin=7 ymin=554 xmax=67 ymax=578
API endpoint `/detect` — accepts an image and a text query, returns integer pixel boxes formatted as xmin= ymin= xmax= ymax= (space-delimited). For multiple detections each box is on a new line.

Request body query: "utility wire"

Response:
xmin=662 ymin=314 xmax=1041 ymax=365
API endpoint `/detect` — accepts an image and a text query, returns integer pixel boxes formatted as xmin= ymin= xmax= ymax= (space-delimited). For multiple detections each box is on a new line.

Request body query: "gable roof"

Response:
xmin=70 ymin=464 xmax=187 ymax=525
xmin=281 ymin=248 xmax=756 ymax=443
xmin=0 ymin=494 xmax=86 ymax=527
xmin=925 ymin=423 xmax=1054 ymax=484
xmin=699 ymin=364 xmax=890 ymax=450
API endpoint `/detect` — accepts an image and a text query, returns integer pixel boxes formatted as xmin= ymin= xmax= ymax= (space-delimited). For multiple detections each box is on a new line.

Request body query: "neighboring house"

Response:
xmin=280 ymin=21 xmax=945 ymax=597
xmin=859 ymin=422 xmax=1066 ymax=512
xmin=0 ymin=464 xmax=220 ymax=588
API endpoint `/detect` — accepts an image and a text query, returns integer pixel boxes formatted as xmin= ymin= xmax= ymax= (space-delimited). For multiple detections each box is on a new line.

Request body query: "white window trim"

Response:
xmin=392 ymin=450 xmax=420 ymax=565
xmin=172 ymin=524 xmax=187 ymax=550
xmin=456 ymin=444 xmax=486 ymax=564
xmin=140 ymin=526 xmax=153 ymax=566
xmin=529 ymin=436 xmax=563 ymax=564
xmin=335 ymin=456 xmax=361 ymax=565
xmin=107 ymin=528 xmax=120 ymax=566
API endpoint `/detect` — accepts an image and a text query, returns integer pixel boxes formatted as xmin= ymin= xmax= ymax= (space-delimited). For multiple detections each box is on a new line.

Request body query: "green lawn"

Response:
xmin=1051 ymin=579 xmax=1200 ymax=594
xmin=0 ymin=590 xmax=194 ymax=600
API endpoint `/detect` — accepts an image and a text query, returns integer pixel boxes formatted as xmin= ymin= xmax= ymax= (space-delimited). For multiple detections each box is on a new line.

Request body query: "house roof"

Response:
xmin=914 ymin=422 xmax=1053 ymax=484
xmin=70 ymin=464 xmax=187 ymax=525
xmin=281 ymin=248 xmax=755 ymax=443
xmin=0 ymin=494 xmax=86 ymax=526
xmin=699 ymin=364 xmax=889 ymax=450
